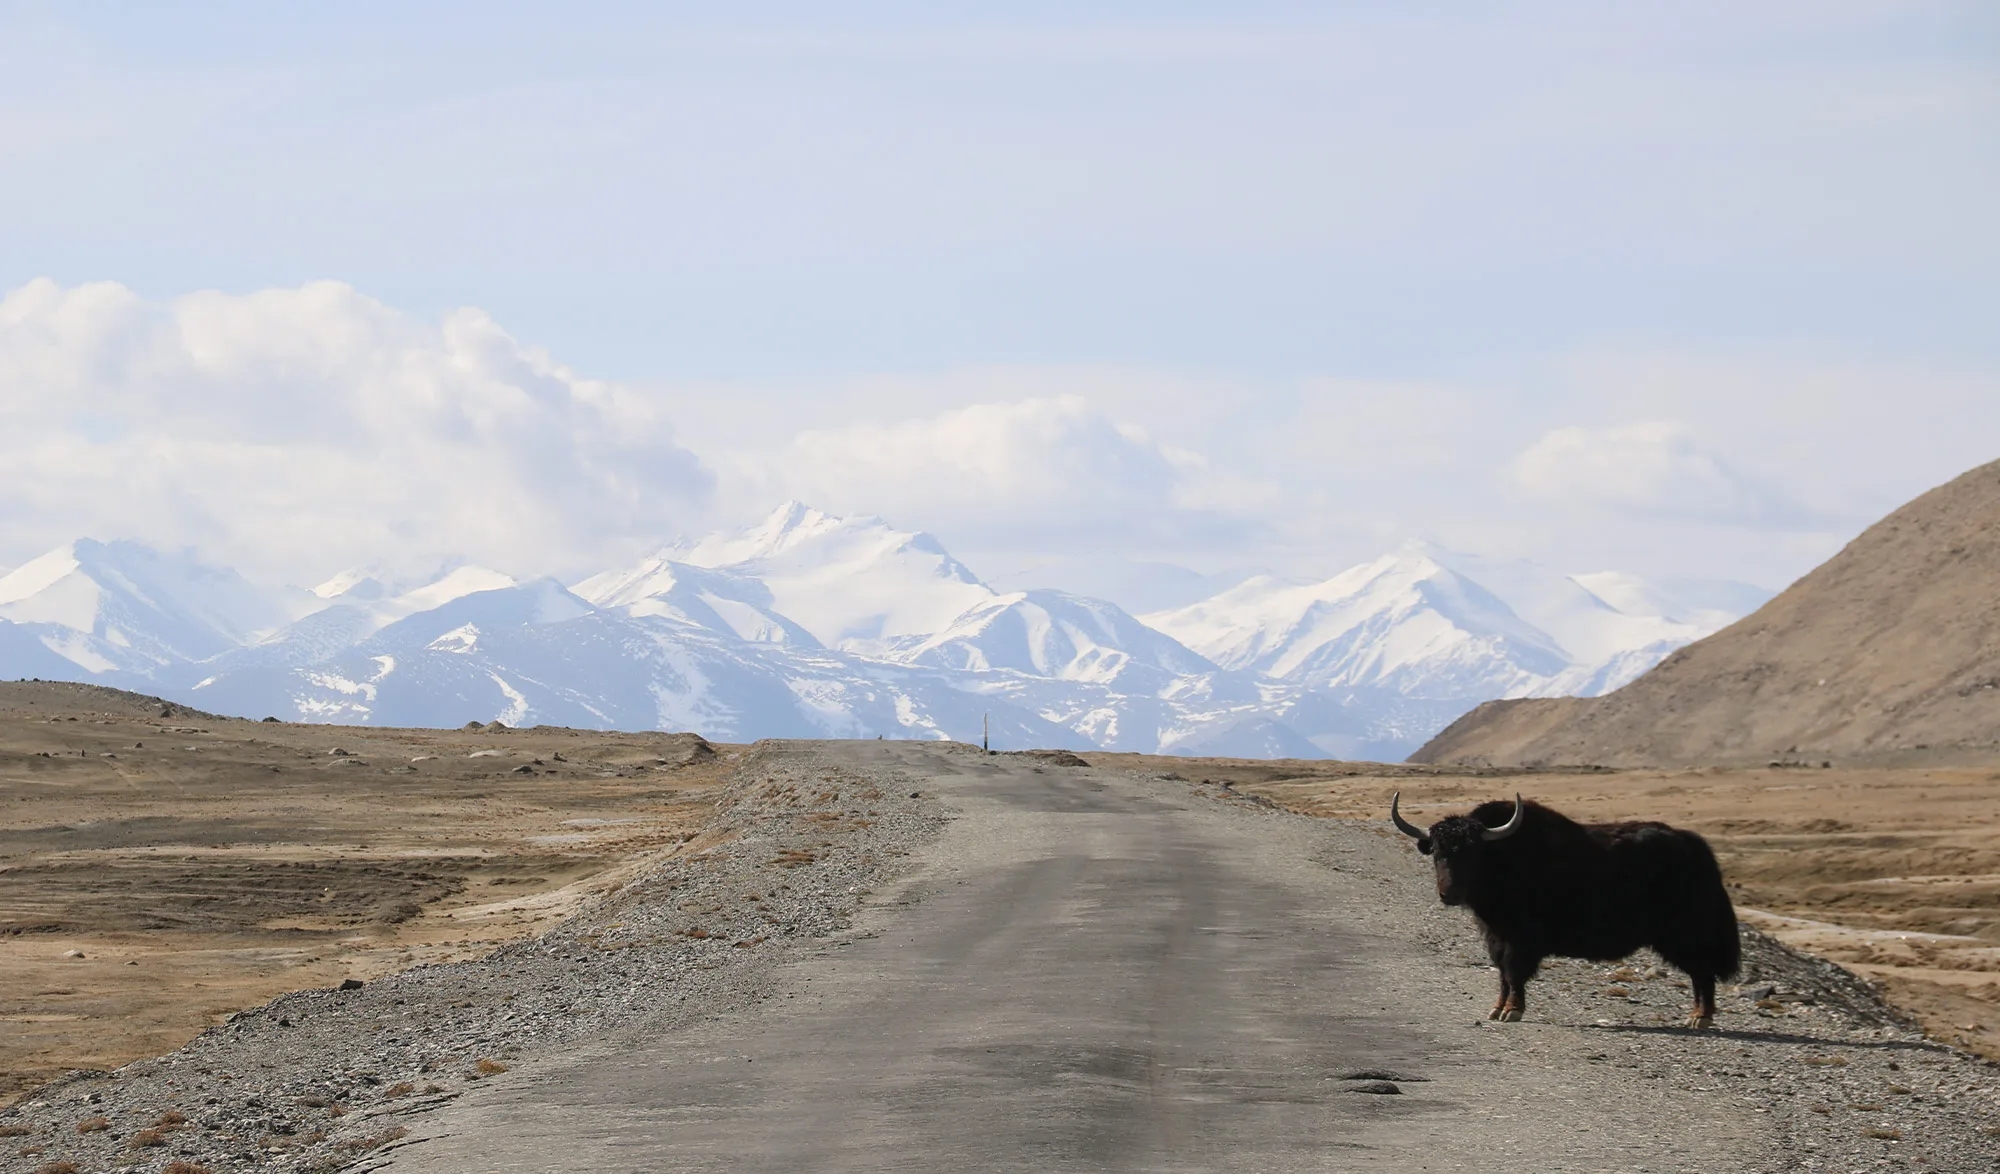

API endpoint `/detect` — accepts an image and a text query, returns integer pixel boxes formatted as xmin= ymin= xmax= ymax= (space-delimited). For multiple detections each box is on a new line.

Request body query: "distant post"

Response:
xmin=983 ymin=712 xmax=990 ymax=754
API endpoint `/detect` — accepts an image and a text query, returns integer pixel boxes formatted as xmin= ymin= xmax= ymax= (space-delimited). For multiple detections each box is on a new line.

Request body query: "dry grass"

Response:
xmin=1863 ymin=1127 xmax=1904 ymax=1140
xmin=128 ymin=1127 xmax=168 ymax=1148
xmin=473 ymin=1058 xmax=509 ymax=1076
xmin=383 ymin=1081 xmax=416 ymax=1097
xmin=154 ymin=1109 xmax=187 ymax=1128
xmin=0 ymin=1123 xmax=32 ymax=1137
xmin=164 ymin=1162 xmax=216 ymax=1174
xmin=0 ymin=684 xmax=737 ymax=1110
xmin=32 ymin=1162 xmax=82 ymax=1174
xmin=73 ymin=1116 xmax=109 ymax=1134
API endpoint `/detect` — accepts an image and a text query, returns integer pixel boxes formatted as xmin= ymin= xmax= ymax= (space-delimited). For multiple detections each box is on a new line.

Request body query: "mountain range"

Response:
xmin=0 ymin=504 xmax=1768 ymax=760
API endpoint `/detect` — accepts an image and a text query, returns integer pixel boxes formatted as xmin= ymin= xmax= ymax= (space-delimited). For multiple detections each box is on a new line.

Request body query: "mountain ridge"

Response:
xmin=0 ymin=509 xmax=1768 ymax=759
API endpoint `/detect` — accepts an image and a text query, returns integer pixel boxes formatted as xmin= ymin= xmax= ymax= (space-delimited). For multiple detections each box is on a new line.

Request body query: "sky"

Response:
xmin=3 ymin=1 xmax=1997 ymax=604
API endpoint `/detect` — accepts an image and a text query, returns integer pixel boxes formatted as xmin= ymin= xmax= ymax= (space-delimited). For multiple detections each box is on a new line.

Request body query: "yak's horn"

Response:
xmin=1390 ymin=791 xmax=1427 ymax=839
xmin=1481 ymin=794 xmax=1526 ymax=841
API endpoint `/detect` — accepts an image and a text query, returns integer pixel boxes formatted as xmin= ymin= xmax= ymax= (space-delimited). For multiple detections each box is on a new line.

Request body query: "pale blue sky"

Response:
xmin=2 ymin=1 xmax=1997 ymax=592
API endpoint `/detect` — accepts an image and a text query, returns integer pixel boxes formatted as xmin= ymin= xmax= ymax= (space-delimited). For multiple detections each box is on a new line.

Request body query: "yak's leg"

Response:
xmin=1489 ymin=970 xmax=1514 ymax=1020
xmin=1484 ymin=935 xmax=1513 ymax=1020
xmin=1495 ymin=948 xmax=1538 ymax=1023
xmin=1687 ymin=972 xmax=1718 ymax=1029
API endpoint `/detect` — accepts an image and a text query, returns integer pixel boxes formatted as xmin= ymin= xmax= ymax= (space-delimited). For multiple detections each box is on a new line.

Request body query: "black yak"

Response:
xmin=1391 ymin=793 xmax=1739 ymax=1027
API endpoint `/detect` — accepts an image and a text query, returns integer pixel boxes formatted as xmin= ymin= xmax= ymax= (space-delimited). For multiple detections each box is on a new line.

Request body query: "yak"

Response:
xmin=1391 ymin=793 xmax=1739 ymax=1027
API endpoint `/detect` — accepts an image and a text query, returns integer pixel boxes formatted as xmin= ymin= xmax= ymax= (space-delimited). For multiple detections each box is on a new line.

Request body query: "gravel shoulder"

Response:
xmin=3 ymin=743 xmax=1997 ymax=1173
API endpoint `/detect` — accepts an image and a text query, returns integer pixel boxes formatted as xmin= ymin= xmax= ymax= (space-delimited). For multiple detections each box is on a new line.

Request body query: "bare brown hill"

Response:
xmin=1414 ymin=458 xmax=2000 ymax=767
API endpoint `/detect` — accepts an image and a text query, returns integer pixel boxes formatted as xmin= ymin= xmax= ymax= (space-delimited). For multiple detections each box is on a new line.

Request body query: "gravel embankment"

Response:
xmin=1514 ymin=928 xmax=2000 ymax=1172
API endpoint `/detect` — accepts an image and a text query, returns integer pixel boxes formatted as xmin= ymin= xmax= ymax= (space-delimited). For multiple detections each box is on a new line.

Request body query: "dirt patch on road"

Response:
xmin=0 ymin=681 xmax=733 ymax=1107
xmin=1084 ymin=751 xmax=2000 ymax=1062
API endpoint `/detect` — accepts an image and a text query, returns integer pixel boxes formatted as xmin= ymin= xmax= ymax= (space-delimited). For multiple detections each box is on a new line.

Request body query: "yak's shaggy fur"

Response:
xmin=1404 ymin=797 xmax=1740 ymax=1026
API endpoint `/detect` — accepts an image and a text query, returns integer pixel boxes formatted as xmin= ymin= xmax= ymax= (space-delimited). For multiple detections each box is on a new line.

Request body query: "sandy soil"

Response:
xmin=1083 ymin=752 xmax=2000 ymax=1063
xmin=0 ymin=682 xmax=732 ymax=1108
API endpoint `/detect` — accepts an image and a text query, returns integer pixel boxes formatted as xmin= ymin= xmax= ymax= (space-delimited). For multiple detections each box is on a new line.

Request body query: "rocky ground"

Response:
xmin=2 ymin=747 xmax=1998 ymax=1173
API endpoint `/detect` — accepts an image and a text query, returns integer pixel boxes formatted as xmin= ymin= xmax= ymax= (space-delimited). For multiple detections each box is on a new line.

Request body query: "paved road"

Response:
xmin=382 ymin=743 xmax=1768 ymax=1172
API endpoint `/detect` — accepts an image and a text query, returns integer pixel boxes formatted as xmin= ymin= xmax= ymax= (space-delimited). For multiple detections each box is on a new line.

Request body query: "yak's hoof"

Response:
xmin=1688 ymin=1013 xmax=1715 ymax=1030
xmin=1496 ymin=1006 xmax=1523 ymax=1023
xmin=1488 ymin=1007 xmax=1504 ymax=1021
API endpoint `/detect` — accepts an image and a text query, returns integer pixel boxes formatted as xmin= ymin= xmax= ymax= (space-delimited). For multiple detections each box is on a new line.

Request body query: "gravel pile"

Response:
xmin=0 ymin=741 xmax=948 ymax=1174
xmin=1517 ymin=933 xmax=2000 ymax=1172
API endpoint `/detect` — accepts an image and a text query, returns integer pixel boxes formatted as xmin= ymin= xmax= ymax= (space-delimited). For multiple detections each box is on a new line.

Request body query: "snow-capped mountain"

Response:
xmin=572 ymin=554 xmax=819 ymax=647
xmin=1144 ymin=550 xmax=1571 ymax=699
xmin=1144 ymin=542 xmax=1770 ymax=707
xmin=0 ymin=511 xmax=1770 ymax=760
xmin=663 ymin=502 xmax=995 ymax=653
xmin=886 ymin=589 xmax=1215 ymax=688
xmin=0 ymin=539 xmax=295 ymax=674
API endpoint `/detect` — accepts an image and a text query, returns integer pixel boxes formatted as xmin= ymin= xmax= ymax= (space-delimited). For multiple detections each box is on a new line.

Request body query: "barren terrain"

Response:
xmin=0 ymin=682 xmax=729 ymax=1108
xmin=1 ymin=712 xmax=1997 ymax=1170
xmin=1086 ymin=752 xmax=2000 ymax=1062
xmin=1415 ymin=457 xmax=2000 ymax=768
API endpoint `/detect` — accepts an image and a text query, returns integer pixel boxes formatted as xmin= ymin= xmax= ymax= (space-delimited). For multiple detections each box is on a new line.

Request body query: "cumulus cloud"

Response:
xmin=0 ymin=279 xmax=711 ymax=581
xmin=747 ymin=394 xmax=1250 ymax=553
xmin=1509 ymin=421 xmax=1812 ymax=527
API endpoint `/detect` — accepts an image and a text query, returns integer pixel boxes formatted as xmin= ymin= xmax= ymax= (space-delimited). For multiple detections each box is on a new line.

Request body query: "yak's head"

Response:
xmin=1390 ymin=793 xmax=1525 ymax=906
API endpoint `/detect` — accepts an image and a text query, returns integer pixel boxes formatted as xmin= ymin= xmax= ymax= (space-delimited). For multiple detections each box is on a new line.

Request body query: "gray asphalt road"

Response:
xmin=380 ymin=743 xmax=1770 ymax=1173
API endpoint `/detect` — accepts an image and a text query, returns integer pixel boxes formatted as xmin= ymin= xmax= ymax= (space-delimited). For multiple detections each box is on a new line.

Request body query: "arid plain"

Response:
xmin=7 ymin=679 xmax=2000 ymax=1116
xmin=0 ymin=682 xmax=729 ymax=1108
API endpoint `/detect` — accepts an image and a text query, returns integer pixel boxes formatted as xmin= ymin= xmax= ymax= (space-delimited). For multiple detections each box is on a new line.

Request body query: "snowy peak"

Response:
xmin=667 ymin=502 xmax=995 ymax=650
xmin=394 ymin=566 xmax=519 ymax=614
xmin=891 ymin=589 xmax=1215 ymax=686
xmin=249 ymin=564 xmax=525 ymax=657
xmin=0 ymin=539 xmax=291 ymax=669
xmin=572 ymin=555 xmax=820 ymax=647
xmin=311 ymin=567 xmax=390 ymax=601
xmin=679 ymin=502 xmax=982 ymax=587
xmin=1148 ymin=544 xmax=1769 ymax=705
xmin=366 ymin=577 xmax=594 ymax=652
xmin=673 ymin=500 xmax=843 ymax=567
xmin=1146 ymin=549 xmax=1566 ymax=697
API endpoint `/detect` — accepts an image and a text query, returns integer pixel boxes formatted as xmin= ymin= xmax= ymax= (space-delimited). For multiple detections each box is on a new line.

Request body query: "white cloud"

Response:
xmin=0 ymin=279 xmax=711 ymax=581
xmin=1509 ymin=421 xmax=1812 ymax=527
xmin=7 ymin=273 xmax=1989 ymax=600
xmin=744 ymin=394 xmax=1254 ymax=555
